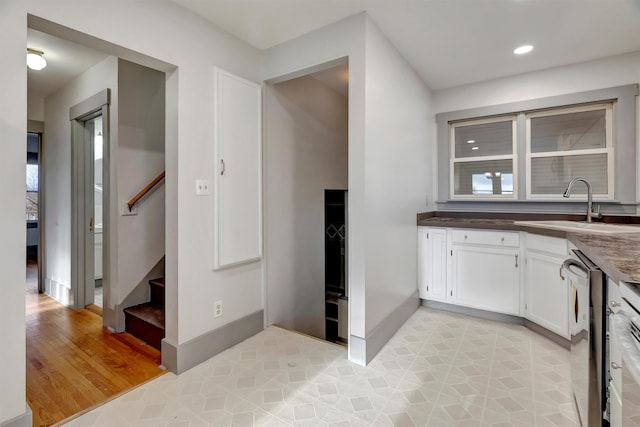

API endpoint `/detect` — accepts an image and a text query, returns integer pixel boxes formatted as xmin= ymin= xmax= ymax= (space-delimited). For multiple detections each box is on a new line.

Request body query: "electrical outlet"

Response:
xmin=214 ymin=300 xmax=223 ymax=318
xmin=195 ymin=179 xmax=210 ymax=196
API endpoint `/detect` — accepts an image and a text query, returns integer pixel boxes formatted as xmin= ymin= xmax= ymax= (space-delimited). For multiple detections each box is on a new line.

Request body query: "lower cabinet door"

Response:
xmin=418 ymin=227 xmax=447 ymax=302
xmin=524 ymin=251 xmax=569 ymax=339
xmin=450 ymin=245 xmax=520 ymax=315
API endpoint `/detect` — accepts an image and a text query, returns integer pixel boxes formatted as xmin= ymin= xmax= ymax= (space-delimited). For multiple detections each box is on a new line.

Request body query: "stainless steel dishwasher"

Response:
xmin=562 ymin=250 xmax=605 ymax=427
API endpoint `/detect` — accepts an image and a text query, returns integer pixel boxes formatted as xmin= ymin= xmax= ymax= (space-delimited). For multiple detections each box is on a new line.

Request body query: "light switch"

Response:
xmin=196 ymin=179 xmax=210 ymax=195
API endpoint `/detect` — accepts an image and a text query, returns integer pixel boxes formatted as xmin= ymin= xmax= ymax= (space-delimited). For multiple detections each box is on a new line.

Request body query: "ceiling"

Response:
xmin=27 ymin=29 xmax=109 ymax=99
xmin=26 ymin=1 xmax=640 ymax=99
xmin=173 ymin=0 xmax=640 ymax=90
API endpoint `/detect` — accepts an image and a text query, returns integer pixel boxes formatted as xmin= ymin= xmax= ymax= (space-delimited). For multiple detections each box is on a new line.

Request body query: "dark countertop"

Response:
xmin=417 ymin=212 xmax=640 ymax=285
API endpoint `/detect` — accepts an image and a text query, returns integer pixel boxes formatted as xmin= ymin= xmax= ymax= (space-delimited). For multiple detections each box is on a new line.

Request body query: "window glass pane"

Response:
xmin=26 ymin=164 xmax=38 ymax=192
xmin=453 ymin=159 xmax=514 ymax=196
xmin=26 ymin=193 xmax=38 ymax=221
xmin=530 ymin=109 xmax=606 ymax=153
xmin=454 ymin=120 xmax=513 ymax=158
xmin=530 ymin=153 xmax=608 ymax=195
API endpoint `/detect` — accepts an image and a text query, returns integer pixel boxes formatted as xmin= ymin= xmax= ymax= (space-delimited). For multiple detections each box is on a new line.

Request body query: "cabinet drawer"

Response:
xmin=451 ymin=229 xmax=519 ymax=247
xmin=525 ymin=233 xmax=567 ymax=257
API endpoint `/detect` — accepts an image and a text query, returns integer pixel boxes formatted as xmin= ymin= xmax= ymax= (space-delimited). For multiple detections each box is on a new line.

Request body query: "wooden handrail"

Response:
xmin=127 ymin=171 xmax=165 ymax=211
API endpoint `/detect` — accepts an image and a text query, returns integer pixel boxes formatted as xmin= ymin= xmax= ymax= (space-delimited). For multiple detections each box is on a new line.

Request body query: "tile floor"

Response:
xmin=61 ymin=307 xmax=578 ymax=426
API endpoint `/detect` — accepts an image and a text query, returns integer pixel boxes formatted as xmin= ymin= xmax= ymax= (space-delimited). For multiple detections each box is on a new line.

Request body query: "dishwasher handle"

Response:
xmin=560 ymin=258 xmax=589 ymax=280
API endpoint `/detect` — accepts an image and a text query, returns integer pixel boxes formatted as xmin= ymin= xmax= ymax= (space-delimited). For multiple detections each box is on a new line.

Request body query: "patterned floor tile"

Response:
xmin=63 ymin=307 xmax=577 ymax=427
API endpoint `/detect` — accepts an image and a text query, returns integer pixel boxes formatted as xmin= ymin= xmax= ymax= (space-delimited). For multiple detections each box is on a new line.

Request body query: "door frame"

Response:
xmin=70 ymin=89 xmax=110 ymax=311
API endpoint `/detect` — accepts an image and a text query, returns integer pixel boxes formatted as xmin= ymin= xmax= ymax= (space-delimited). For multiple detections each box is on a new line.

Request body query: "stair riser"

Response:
xmin=125 ymin=314 xmax=164 ymax=350
xmin=150 ymin=286 xmax=165 ymax=307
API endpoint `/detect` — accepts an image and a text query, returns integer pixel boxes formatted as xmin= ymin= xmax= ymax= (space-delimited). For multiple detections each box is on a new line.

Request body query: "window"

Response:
xmin=26 ymin=132 xmax=39 ymax=221
xmin=526 ymin=103 xmax=613 ymax=199
xmin=450 ymin=117 xmax=517 ymax=198
xmin=436 ymin=84 xmax=637 ymax=207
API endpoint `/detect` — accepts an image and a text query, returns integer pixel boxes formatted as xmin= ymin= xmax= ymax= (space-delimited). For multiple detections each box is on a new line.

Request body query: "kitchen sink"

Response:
xmin=514 ymin=220 xmax=640 ymax=235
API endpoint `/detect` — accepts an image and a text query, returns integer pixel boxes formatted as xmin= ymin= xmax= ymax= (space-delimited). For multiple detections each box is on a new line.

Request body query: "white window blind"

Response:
xmin=526 ymin=103 xmax=613 ymax=199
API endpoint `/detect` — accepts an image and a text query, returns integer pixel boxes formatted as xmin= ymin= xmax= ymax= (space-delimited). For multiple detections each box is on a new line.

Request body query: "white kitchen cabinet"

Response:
xmin=448 ymin=229 xmax=521 ymax=315
xmin=417 ymin=227 xmax=447 ymax=302
xmin=213 ymin=68 xmax=262 ymax=270
xmin=523 ymin=234 xmax=569 ymax=338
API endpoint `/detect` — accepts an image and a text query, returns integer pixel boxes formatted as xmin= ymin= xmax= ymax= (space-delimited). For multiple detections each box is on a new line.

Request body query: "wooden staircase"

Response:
xmin=123 ymin=278 xmax=165 ymax=350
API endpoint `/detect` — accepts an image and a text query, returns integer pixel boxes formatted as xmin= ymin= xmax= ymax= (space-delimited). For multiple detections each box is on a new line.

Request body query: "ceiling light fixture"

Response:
xmin=514 ymin=45 xmax=534 ymax=55
xmin=27 ymin=48 xmax=47 ymax=70
xmin=467 ymin=140 xmax=475 ymax=144
xmin=472 ymin=146 xmax=479 ymax=150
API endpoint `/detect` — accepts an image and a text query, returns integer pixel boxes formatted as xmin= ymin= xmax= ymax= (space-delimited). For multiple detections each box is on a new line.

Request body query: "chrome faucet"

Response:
xmin=563 ymin=177 xmax=602 ymax=223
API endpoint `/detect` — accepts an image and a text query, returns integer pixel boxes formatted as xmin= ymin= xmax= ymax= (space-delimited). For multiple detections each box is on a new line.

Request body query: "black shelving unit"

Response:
xmin=325 ymin=189 xmax=347 ymax=343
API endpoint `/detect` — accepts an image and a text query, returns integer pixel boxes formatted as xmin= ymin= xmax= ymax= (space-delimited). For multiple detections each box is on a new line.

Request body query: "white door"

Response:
xmin=524 ymin=251 xmax=568 ymax=338
xmin=418 ymin=228 xmax=447 ymax=301
xmin=213 ymin=68 xmax=262 ymax=269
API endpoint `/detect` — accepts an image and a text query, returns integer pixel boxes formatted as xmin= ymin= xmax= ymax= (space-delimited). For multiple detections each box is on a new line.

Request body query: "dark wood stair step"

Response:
xmin=124 ymin=303 xmax=165 ymax=350
xmin=149 ymin=277 xmax=165 ymax=288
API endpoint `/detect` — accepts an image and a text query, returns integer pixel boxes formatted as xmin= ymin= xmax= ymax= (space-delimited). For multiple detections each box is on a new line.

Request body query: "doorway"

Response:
xmin=26 ymin=130 xmax=42 ymax=298
xmin=264 ymin=59 xmax=349 ymax=343
xmin=70 ymin=92 xmax=109 ymax=312
xmin=91 ymin=115 xmax=104 ymax=310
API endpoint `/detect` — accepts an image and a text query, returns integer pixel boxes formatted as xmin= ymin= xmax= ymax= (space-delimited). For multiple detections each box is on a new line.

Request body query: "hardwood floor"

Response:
xmin=26 ymin=262 xmax=165 ymax=427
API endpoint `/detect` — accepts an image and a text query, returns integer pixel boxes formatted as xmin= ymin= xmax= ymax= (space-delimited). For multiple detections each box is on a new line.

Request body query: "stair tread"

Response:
xmin=124 ymin=303 xmax=165 ymax=330
xmin=149 ymin=277 xmax=165 ymax=288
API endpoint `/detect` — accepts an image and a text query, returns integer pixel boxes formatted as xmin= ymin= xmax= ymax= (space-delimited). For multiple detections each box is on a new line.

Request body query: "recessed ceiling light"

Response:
xmin=514 ymin=45 xmax=534 ymax=55
xmin=467 ymin=140 xmax=475 ymax=144
xmin=471 ymin=146 xmax=479 ymax=150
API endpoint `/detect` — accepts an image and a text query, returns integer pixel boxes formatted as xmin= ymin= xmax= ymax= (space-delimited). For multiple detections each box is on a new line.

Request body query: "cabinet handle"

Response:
xmin=501 ymin=237 xmax=505 ymax=243
xmin=220 ymin=159 xmax=226 ymax=175
xmin=515 ymin=254 xmax=518 ymax=268
xmin=464 ymin=235 xmax=468 ymax=240
xmin=559 ymin=265 xmax=565 ymax=280
xmin=610 ymin=300 xmax=620 ymax=308
xmin=611 ymin=362 xmax=621 ymax=370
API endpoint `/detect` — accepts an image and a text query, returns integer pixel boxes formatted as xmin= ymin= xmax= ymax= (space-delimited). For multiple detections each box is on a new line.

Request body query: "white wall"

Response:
xmin=43 ymin=55 xmax=118 ymax=306
xmin=27 ymin=92 xmax=44 ymax=121
xmin=24 ymin=0 xmax=262 ymax=344
xmin=433 ymin=52 xmax=640 ymax=113
xmin=1 ymin=1 xmax=263 ymax=422
xmin=115 ymin=59 xmax=165 ymax=324
xmin=432 ymin=51 xmax=640 ymax=212
xmin=263 ymin=13 xmax=368 ymax=353
xmin=264 ymin=75 xmax=348 ymax=339
xmin=0 ymin=1 xmax=28 ymax=422
xmin=362 ymin=18 xmax=433 ymax=336
xmin=263 ymin=14 xmax=434 ymax=363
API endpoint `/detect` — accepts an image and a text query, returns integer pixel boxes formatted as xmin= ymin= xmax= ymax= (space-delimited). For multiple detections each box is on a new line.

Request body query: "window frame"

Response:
xmin=449 ymin=115 xmax=518 ymax=200
xmin=525 ymin=102 xmax=614 ymax=200
xmin=435 ymin=84 xmax=638 ymax=209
